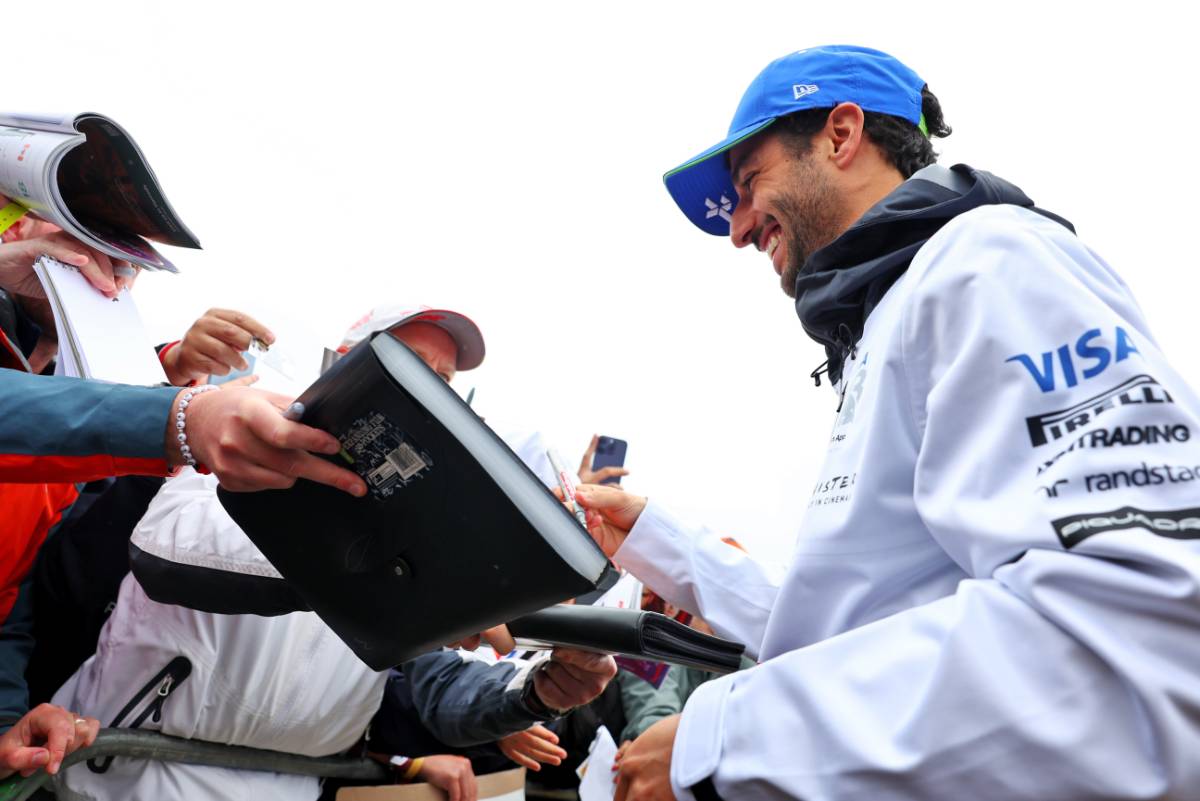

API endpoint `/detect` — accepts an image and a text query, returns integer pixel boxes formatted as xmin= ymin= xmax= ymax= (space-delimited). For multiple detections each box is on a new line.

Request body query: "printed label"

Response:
xmin=1052 ymin=505 xmax=1200 ymax=549
xmin=1024 ymin=374 xmax=1174 ymax=447
xmin=338 ymin=410 xmax=433 ymax=499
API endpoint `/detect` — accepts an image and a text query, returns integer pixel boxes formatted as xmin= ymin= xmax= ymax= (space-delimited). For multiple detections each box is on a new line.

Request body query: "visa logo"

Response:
xmin=1007 ymin=327 xmax=1140 ymax=393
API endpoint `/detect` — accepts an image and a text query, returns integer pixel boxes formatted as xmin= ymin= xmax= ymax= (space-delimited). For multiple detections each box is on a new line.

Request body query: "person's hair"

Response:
xmin=773 ymin=85 xmax=951 ymax=178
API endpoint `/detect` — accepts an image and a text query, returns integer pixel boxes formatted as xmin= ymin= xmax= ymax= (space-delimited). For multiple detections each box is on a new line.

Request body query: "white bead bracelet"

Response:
xmin=175 ymin=384 xmax=218 ymax=470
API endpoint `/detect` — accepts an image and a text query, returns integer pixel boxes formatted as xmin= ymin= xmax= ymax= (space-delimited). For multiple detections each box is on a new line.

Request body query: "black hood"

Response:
xmin=794 ymin=164 xmax=1074 ymax=387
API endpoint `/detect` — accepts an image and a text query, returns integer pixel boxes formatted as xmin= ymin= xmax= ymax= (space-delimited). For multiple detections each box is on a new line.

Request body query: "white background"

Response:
xmin=13 ymin=0 xmax=1199 ymax=560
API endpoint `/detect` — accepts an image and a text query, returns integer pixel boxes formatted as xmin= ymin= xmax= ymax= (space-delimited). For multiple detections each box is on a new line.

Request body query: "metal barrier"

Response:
xmin=0 ymin=729 xmax=390 ymax=800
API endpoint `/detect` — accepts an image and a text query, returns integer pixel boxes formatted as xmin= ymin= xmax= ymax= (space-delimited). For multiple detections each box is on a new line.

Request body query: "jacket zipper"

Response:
xmin=87 ymin=655 xmax=192 ymax=774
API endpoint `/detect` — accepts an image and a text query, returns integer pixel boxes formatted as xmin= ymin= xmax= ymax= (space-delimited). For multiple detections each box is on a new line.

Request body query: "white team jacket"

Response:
xmin=616 ymin=204 xmax=1200 ymax=800
xmin=51 ymin=468 xmax=388 ymax=801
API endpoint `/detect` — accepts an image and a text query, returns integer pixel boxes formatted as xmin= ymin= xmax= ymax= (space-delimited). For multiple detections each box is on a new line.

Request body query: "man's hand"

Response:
xmin=0 ymin=230 xmax=128 ymax=300
xmin=417 ymin=754 xmax=477 ymax=801
xmin=573 ymin=484 xmax=647 ymax=558
xmin=173 ymin=386 xmax=367 ymax=496
xmin=614 ymin=714 xmax=680 ymax=801
xmin=533 ymin=648 xmax=617 ymax=712
xmin=163 ymin=308 xmax=275 ymax=386
xmin=578 ymin=434 xmax=630 ymax=485
xmin=498 ymin=724 xmax=566 ymax=771
xmin=0 ymin=211 xmax=134 ymax=368
xmin=0 ymin=704 xmax=100 ymax=779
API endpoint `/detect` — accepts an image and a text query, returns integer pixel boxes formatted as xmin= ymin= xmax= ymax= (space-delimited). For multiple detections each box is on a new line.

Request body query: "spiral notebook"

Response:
xmin=34 ymin=255 xmax=165 ymax=385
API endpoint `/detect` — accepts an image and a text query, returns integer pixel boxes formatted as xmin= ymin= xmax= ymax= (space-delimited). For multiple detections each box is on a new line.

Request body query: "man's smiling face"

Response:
xmin=727 ymin=129 xmax=845 ymax=298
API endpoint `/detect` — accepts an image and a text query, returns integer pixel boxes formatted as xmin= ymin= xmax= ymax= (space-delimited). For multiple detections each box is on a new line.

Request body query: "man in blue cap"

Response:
xmin=577 ymin=45 xmax=1200 ymax=800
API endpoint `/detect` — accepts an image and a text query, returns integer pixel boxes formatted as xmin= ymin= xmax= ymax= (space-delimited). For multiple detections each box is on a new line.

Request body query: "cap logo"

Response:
xmin=792 ymin=84 xmax=819 ymax=100
xmin=704 ymin=195 xmax=733 ymax=223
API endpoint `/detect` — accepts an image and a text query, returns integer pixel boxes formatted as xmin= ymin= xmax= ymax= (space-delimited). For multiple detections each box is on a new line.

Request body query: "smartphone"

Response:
xmin=592 ymin=435 xmax=628 ymax=485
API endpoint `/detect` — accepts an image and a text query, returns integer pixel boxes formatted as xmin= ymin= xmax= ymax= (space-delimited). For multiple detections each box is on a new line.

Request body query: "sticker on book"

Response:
xmin=338 ymin=410 xmax=433 ymax=499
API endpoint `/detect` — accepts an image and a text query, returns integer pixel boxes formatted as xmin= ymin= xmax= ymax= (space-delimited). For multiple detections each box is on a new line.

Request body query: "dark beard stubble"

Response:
xmin=774 ymin=157 xmax=842 ymax=299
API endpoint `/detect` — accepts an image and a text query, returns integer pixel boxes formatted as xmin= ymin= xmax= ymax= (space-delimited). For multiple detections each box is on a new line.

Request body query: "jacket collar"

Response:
xmin=794 ymin=164 xmax=1073 ymax=387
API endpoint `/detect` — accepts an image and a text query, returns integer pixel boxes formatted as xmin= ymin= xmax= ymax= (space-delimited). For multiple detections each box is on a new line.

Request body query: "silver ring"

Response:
xmin=113 ymin=264 xmax=137 ymax=278
xmin=74 ymin=717 xmax=87 ymax=725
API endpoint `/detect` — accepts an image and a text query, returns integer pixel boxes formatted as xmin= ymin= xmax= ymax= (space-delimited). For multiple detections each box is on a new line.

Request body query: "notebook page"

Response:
xmin=35 ymin=258 xmax=83 ymax=378
xmin=34 ymin=255 xmax=166 ymax=385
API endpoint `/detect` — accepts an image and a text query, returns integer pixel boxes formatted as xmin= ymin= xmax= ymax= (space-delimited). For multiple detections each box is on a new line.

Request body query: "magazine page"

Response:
xmin=1 ymin=112 xmax=194 ymax=272
xmin=0 ymin=122 xmax=173 ymax=271
xmin=0 ymin=125 xmax=79 ymax=219
xmin=0 ymin=112 xmax=80 ymax=135
xmin=59 ymin=114 xmax=200 ymax=248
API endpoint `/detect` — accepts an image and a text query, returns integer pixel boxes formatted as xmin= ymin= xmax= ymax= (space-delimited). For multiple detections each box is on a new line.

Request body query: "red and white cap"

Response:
xmin=338 ymin=303 xmax=486 ymax=371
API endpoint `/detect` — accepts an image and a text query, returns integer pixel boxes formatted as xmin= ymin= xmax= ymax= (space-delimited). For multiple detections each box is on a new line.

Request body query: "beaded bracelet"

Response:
xmin=175 ymin=384 xmax=218 ymax=470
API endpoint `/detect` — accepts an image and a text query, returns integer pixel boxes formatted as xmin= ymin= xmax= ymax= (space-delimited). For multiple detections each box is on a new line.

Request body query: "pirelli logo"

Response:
xmin=1025 ymin=374 xmax=1173 ymax=447
xmin=1052 ymin=506 xmax=1200 ymax=549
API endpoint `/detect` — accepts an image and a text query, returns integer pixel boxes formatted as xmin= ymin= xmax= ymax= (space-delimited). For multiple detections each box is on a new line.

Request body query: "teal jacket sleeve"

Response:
xmin=617 ymin=660 xmax=751 ymax=743
xmin=0 ymin=370 xmax=179 ymax=482
xmin=617 ymin=666 xmax=690 ymax=743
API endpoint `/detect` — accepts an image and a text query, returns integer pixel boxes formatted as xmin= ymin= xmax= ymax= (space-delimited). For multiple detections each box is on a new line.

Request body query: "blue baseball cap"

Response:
xmin=663 ymin=45 xmax=928 ymax=236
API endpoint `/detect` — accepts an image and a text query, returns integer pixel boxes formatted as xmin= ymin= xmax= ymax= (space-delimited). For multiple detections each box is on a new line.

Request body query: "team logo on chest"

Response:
xmin=830 ymin=353 xmax=869 ymax=444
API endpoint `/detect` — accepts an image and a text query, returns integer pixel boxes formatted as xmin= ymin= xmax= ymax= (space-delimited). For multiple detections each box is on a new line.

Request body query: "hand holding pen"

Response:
xmin=547 ymin=449 xmax=589 ymax=528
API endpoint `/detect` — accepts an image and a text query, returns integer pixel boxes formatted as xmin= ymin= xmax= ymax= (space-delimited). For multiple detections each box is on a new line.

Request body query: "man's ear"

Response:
xmin=823 ymin=102 xmax=867 ymax=170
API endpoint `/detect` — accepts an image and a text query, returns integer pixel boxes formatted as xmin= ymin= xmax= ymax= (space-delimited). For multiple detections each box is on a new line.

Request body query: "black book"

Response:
xmin=218 ymin=332 xmax=618 ymax=669
xmin=508 ymin=605 xmax=746 ymax=674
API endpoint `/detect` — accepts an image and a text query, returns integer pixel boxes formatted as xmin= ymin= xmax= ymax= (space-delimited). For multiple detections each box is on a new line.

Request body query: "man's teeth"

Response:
xmin=766 ymin=236 xmax=779 ymax=257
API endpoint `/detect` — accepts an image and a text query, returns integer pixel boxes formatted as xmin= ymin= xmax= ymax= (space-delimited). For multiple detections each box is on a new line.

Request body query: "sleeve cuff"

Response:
xmin=519 ymin=663 xmax=565 ymax=721
xmin=98 ymin=383 xmax=181 ymax=463
xmin=157 ymin=340 xmax=181 ymax=362
xmin=670 ymin=672 xmax=730 ymax=801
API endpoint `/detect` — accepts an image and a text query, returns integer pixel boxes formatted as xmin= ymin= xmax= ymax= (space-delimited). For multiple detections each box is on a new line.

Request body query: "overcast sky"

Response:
xmin=16 ymin=0 xmax=1199 ymax=560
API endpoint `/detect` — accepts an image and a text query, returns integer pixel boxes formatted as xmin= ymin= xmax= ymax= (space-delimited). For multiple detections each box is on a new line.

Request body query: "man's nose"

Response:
xmin=729 ymin=200 xmax=756 ymax=249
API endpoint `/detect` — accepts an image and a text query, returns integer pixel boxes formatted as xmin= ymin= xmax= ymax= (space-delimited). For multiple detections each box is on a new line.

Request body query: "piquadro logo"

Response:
xmin=704 ymin=195 xmax=732 ymax=223
xmin=1006 ymin=326 xmax=1139 ymax=393
xmin=792 ymin=84 xmax=819 ymax=100
xmin=1051 ymin=506 xmax=1200 ymax=549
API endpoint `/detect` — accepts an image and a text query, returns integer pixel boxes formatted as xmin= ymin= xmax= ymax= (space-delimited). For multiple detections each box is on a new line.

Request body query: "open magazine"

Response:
xmin=0 ymin=112 xmax=199 ymax=271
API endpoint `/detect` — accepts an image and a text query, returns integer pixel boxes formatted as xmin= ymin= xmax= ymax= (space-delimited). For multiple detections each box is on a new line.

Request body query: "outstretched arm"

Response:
xmin=574 ymin=484 xmax=786 ymax=658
